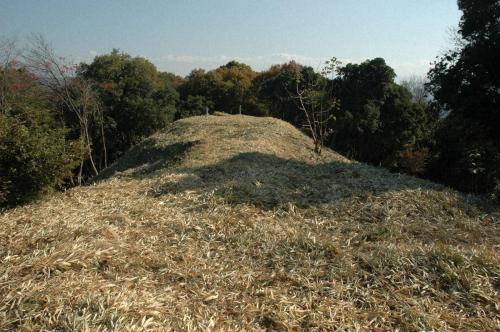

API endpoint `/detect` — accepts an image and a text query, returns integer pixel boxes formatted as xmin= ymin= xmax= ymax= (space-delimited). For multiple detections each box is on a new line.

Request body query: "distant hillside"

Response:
xmin=1 ymin=114 xmax=498 ymax=331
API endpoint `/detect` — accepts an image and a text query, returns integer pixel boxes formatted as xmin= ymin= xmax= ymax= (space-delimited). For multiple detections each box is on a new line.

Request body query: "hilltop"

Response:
xmin=1 ymin=114 xmax=498 ymax=331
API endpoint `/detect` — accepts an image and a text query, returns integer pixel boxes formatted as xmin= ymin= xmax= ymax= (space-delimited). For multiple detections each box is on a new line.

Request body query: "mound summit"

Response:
xmin=1 ymin=114 xmax=499 ymax=331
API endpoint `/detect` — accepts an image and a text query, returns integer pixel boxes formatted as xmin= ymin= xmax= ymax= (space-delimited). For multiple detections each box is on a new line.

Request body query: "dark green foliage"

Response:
xmin=0 ymin=67 xmax=78 ymax=207
xmin=427 ymin=0 xmax=499 ymax=196
xmin=331 ymin=58 xmax=396 ymax=160
xmin=330 ymin=58 xmax=437 ymax=167
xmin=178 ymin=69 xmax=214 ymax=102
xmin=0 ymin=114 xmax=78 ymax=207
xmin=80 ymin=49 xmax=179 ymax=162
xmin=2 ymin=4 xmax=497 ymax=209
xmin=492 ymin=182 xmax=500 ymax=205
xmin=253 ymin=61 xmax=304 ymax=125
xmin=254 ymin=58 xmax=435 ymax=165
xmin=178 ymin=61 xmax=266 ymax=117
xmin=0 ymin=47 xmax=182 ymax=207
xmin=159 ymin=72 xmax=186 ymax=90
xmin=240 ymin=95 xmax=269 ymax=117
xmin=376 ymin=84 xmax=435 ymax=167
xmin=178 ymin=95 xmax=213 ymax=118
xmin=254 ymin=61 xmax=335 ymax=130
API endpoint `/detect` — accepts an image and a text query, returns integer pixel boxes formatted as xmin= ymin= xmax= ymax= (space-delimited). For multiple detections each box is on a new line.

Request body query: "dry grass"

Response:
xmin=1 ymin=114 xmax=499 ymax=331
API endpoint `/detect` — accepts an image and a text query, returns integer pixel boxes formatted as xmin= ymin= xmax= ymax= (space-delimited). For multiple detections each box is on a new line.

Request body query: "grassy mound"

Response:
xmin=1 ymin=114 xmax=499 ymax=331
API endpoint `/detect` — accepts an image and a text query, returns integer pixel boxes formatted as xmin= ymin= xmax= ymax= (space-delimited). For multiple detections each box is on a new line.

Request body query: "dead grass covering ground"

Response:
xmin=1 ymin=114 xmax=499 ymax=331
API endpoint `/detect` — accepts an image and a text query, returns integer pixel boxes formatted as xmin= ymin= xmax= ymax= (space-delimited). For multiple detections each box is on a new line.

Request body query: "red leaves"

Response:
xmin=82 ymin=95 xmax=92 ymax=107
xmin=51 ymin=95 xmax=61 ymax=103
xmin=9 ymin=82 xmax=25 ymax=92
xmin=101 ymin=81 xmax=114 ymax=91
xmin=398 ymin=144 xmax=429 ymax=175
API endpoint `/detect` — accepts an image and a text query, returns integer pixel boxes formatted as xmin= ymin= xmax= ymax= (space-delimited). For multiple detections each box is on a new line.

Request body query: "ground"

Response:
xmin=0 ymin=114 xmax=499 ymax=331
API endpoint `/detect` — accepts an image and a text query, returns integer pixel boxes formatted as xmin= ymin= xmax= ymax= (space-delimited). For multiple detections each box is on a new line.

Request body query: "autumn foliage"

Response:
xmin=398 ymin=144 xmax=430 ymax=175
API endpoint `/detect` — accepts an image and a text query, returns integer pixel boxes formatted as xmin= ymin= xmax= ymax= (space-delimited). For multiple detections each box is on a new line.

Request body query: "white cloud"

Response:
xmin=390 ymin=60 xmax=433 ymax=80
xmin=89 ymin=50 xmax=97 ymax=56
xmin=145 ymin=53 xmax=431 ymax=78
xmin=151 ymin=54 xmax=233 ymax=64
xmin=150 ymin=53 xmax=334 ymax=75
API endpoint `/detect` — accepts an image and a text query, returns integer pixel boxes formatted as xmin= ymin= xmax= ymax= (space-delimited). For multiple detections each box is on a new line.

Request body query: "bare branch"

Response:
xmin=23 ymin=34 xmax=99 ymax=182
xmin=0 ymin=37 xmax=21 ymax=109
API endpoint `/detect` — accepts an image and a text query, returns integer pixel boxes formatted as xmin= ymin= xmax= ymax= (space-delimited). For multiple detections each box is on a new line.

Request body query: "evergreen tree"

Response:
xmin=81 ymin=50 xmax=179 ymax=161
xmin=331 ymin=58 xmax=436 ymax=166
xmin=0 ymin=65 xmax=79 ymax=207
xmin=427 ymin=0 xmax=500 ymax=198
xmin=178 ymin=61 xmax=266 ymax=116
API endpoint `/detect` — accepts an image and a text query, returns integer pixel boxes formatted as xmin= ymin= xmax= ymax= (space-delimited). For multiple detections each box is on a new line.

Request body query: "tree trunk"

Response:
xmin=84 ymin=119 xmax=99 ymax=176
xmin=100 ymin=110 xmax=108 ymax=168
xmin=77 ymin=160 xmax=84 ymax=185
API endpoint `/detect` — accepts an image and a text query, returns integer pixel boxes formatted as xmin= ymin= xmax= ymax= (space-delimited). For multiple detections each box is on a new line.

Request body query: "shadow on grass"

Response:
xmin=94 ymin=139 xmax=200 ymax=181
xmin=89 ymin=146 xmax=491 ymax=244
xmin=86 ymin=130 xmax=495 ymax=216
xmin=147 ymin=151 xmax=451 ymax=210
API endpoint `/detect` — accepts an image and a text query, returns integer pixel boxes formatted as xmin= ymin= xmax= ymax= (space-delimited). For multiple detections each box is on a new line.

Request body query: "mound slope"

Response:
xmin=1 ymin=114 xmax=499 ymax=331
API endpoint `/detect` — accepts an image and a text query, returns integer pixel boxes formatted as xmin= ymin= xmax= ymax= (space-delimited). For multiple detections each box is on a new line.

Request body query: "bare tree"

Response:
xmin=23 ymin=34 xmax=99 ymax=183
xmin=0 ymin=37 xmax=21 ymax=110
xmin=96 ymin=102 xmax=108 ymax=169
xmin=293 ymin=57 xmax=340 ymax=155
xmin=400 ymin=75 xmax=428 ymax=105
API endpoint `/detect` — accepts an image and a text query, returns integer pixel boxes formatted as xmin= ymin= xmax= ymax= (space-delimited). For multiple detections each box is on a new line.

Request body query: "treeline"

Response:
xmin=0 ymin=0 xmax=498 ymax=207
xmin=177 ymin=57 xmax=436 ymax=167
xmin=0 ymin=39 xmax=180 ymax=206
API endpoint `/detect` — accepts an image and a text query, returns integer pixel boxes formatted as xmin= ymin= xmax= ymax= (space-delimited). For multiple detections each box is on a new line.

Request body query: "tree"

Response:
xmin=376 ymin=84 xmax=435 ymax=167
xmin=24 ymin=34 xmax=100 ymax=183
xmin=178 ymin=95 xmax=213 ymax=118
xmin=159 ymin=71 xmax=186 ymax=90
xmin=254 ymin=59 xmax=341 ymax=155
xmin=426 ymin=0 xmax=500 ymax=198
xmin=178 ymin=61 xmax=265 ymax=116
xmin=0 ymin=37 xmax=20 ymax=109
xmin=0 ymin=113 xmax=78 ymax=207
xmin=254 ymin=61 xmax=304 ymax=125
xmin=293 ymin=58 xmax=340 ymax=155
xmin=81 ymin=49 xmax=179 ymax=163
xmin=214 ymin=61 xmax=256 ymax=114
xmin=330 ymin=58 xmax=436 ymax=166
xmin=400 ymin=75 xmax=428 ymax=105
xmin=0 ymin=44 xmax=79 ymax=206
xmin=331 ymin=58 xmax=397 ymax=161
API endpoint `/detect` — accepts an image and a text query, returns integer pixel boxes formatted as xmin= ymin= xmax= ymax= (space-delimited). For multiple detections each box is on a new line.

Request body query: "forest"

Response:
xmin=0 ymin=0 xmax=498 ymax=208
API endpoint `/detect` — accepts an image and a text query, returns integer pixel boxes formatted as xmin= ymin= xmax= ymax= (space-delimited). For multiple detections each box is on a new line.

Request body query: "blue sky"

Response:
xmin=1 ymin=0 xmax=461 ymax=78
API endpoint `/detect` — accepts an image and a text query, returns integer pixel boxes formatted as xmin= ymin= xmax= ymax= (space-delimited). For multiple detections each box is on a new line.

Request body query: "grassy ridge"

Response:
xmin=1 ymin=114 xmax=498 ymax=331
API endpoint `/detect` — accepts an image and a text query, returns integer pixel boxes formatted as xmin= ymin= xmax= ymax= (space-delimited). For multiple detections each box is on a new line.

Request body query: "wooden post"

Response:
xmin=239 ymin=104 xmax=242 ymax=115
xmin=206 ymin=106 xmax=209 ymax=116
